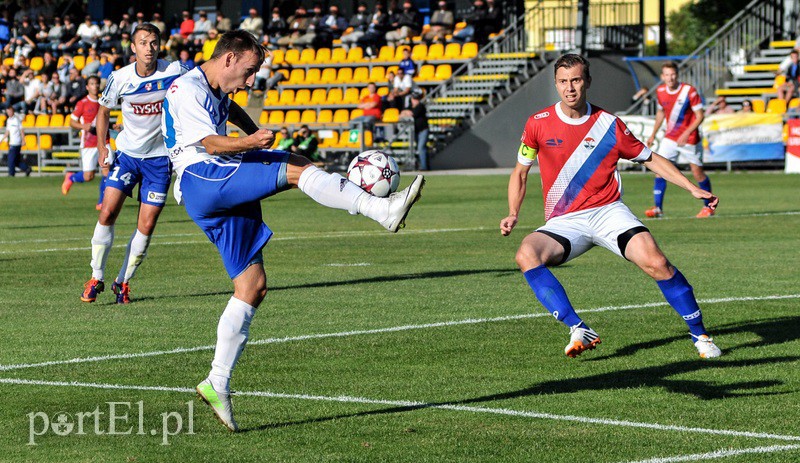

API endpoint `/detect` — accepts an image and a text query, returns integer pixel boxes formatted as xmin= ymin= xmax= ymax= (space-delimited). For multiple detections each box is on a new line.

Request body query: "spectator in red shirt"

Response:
xmin=350 ymin=82 xmax=382 ymax=132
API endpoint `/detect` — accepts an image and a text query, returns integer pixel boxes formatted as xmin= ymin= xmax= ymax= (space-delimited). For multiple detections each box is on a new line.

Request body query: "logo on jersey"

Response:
xmin=583 ymin=137 xmax=596 ymax=150
xmin=145 ymin=82 xmax=152 ymax=91
xmin=534 ymin=111 xmax=550 ymax=120
xmin=545 ymin=138 xmax=563 ymax=147
xmin=157 ymin=81 xmax=164 ymax=90
xmin=130 ymin=101 xmax=163 ymax=115
xmin=147 ymin=191 xmax=167 ymax=204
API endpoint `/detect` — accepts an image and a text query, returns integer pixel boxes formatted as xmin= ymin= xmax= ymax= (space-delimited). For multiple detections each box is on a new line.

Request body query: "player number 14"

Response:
xmin=109 ymin=166 xmax=132 ymax=186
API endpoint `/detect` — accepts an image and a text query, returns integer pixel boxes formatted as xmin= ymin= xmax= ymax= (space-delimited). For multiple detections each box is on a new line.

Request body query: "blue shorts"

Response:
xmin=180 ymin=150 xmax=290 ymax=279
xmin=106 ymin=152 xmax=172 ymax=207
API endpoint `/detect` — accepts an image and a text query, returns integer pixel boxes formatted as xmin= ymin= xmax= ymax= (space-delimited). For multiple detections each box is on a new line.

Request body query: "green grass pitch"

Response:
xmin=0 ymin=171 xmax=799 ymax=462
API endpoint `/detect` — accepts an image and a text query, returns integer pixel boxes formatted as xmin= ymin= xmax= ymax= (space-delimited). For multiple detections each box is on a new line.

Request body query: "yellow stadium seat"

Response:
xmin=774 ymin=75 xmax=786 ymax=88
xmin=352 ymin=67 xmax=369 ymax=83
xmin=368 ymin=66 xmax=385 ymax=82
xmin=417 ymin=64 xmax=435 ymax=81
xmin=346 ymin=47 xmax=363 ymax=62
xmin=300 ymin=109 xmax=316 ymax=123
xmin=295 ymin=89 xmax=311 ymax=105
xmin=299 ymin=48 xmax=316 ymax=64
xmin=64 ymin=115 xmax=72 ymax=126
xmin=24 ymin=134 xmax=38 ymax=150
xmin=275 ymin=68 xmax=289 ymax=80
xmin=49 ymin=114 xmax=64 ymax=127
xmin=273 ymin=131 xmax=285 ymax=146
xmin=444 ymin=43 xmax=461 ymax=59
xmin=194 ymin=51 xmax=203 ymax=63
xmin=0 ymin=140 xmax=7 ymax=150
xmin=268 ymin=110 xmax=285 ymax=124
xmin=411 ymin=44 xmax=427 ymax=61
xmin=382 ymin=108 xmax=399 ymax=123
xmin=454 ymin=21 xmax=467 ymax=32
xmin=435 ymin=64 xmax=452 ymax=80
xmin=336 ymin=67 xmax=353 ymax=83
xmin=751 ymin=99 xmax=766 ymax=113
xmin=326 ymin=87 xmax=343 ymax=105
xmin=270 ymin=49 xmax=285 ymax=65
xmin=0 ymin=115 xmax=6 ymax=126
xmin=461 ymin=42 xmax=478 ymax=58
xmin=319 ymin=130 xmax=338 ymax=147
xmin=342 ymin=88 xmax=360 ymax=104
xmin=310 ymin=88 xmax=327 ymax=104
xmin=39 ymin=134 xmax=52 ymax=150
xmin=285 ymin=110 xmax=301 ymax=124
xmin=427 ymin=43 xmax=444 ymax=60
xmin=333 ymin=109 xmax=350 ymax=123
xmin=284 ymin=48 xmax=300 ymax=64
xmin=73 ymin=55 xmax=86 ymax=71
xmin=377 ymin=87 xmax=389 ymax=97
xmin=288 ymin=69 xmax=305 ymax=84
xmin=766 ymin=98 xmax=787 ymax=114
xmin=345 ymin=130 xmax=372 ymax=148
xmin=336 ymin=130 xmax=350 ymax=147
xmin=359 ymin=87 xmax=370 ymax=98
xmin=265 ymin=89 xmax=280 ymax=105
xmin=259 ymin=111 xmax=269 ymax=125
xmin=29 ymin=56 xmax=44 ymax=71
xmin=35 ymin=114 xmax=50 ymax=127
xmin=110 ymin=138 xmax=116 ymax=151
xmin=3 ymin=57 xmax=14 ymax=66
xmin=317 ymin=109 xmax=333 ymax=124
xmin=394 ymin=46 xmax=409 ymax=61
xmin=278 ymin=89 xmax=295 ymax=105
xmin=350 ymin=108 xmax=364 ymax=119
xmin=330 ymin=47 xmax=347 ymax=63
xmin=386 ymin=65 xmax=399 ymax=75
xmin=790 ymin=98 xmax=800 ymax=109
xmin=377 ymin=46 xmax=394 ymax=62
xmin=233 ymin=90 xmax=248 ymax=107
xmin=305 ymin=68 xmax=321 ymax=85
xmin=22 ymin=114 xmax=35 ymax=127
xmin=320 ymin=68 xmax=338 ymax=84
xmin=315 ymin=48 xmax=331 ymax=64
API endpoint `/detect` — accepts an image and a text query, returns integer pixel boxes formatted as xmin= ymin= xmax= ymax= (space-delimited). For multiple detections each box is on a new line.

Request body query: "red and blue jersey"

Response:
xmin=519 ymin=103 xmax=652 ymax=221
xmin=655 ymin=82 xmax=703 ymax=144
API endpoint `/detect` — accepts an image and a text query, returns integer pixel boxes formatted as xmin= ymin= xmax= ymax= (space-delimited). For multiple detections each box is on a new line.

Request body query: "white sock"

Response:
xmin=117 ymin=230 xmax=151 ymax=283
xmin=297 ymin=166 xmax=388 ymax=222
xmin=209 ymin=297 xmax=257 ymax=392
xmin=90 ymin=223 xmax=114 ymax=280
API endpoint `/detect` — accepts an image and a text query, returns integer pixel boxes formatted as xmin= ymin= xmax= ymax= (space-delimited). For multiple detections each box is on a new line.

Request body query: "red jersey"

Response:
xmin=655 ymin=82 xmax=703 ymax=145
xmin=71 ymin=95 xmax=109 ymax=148
xmin=519 ymin=103 xmax=652 ymax=221
xmin=361 ymin=93 xmax=382 ymax=118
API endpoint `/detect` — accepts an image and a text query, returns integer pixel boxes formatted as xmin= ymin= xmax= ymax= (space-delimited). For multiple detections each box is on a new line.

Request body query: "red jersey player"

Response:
xmin=500 ymin=54 xmax=721 ymax=359
xmin=61 ymin=75 xmax=112 ymax=210
xmin=645 ymin=62 xmax=714 ymax=218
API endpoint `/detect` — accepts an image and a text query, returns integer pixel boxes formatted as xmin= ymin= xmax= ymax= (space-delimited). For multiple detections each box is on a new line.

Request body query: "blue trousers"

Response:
xmin=7 ymin=145 xmax=29 ymax=176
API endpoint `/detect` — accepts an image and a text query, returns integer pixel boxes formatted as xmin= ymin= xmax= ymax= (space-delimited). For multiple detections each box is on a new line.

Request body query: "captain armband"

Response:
xmin=517 ymin=143 xmax=537 ymax=165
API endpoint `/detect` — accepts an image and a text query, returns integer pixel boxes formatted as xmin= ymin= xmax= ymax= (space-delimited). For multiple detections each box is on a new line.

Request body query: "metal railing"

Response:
xmin=624 ymin=0 xmax=793 ymax=116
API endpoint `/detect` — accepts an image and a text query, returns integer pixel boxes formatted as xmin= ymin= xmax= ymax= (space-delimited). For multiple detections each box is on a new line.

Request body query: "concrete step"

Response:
xmin=726 ymin=79 xmax=775 ymax=88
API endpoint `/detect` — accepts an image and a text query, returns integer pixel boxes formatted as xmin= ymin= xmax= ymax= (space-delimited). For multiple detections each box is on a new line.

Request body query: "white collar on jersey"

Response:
xmin=664 ymin=83 xmax=684 ymax=95
xmin=555 ymin=101 xmax=593 ymax=125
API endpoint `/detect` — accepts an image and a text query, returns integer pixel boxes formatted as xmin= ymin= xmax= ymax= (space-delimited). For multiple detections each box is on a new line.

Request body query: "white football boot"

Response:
xmin=565 ymin=324 xmax=601 ymax=358
xmin=379 ymin=175 xmax=425 ymax=232
xmin=196 ymin=378 xmax=239 ymax=432
xmin=693 ymin=334 xmax=722 ymax=358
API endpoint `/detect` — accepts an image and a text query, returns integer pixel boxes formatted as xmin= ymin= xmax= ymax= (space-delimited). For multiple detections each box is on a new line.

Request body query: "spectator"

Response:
xmin=276 ymin=6 xmax=310 ymax=49
xmin=22 ymin=69 xmax=43 ymax=113
xmin=6 ymin=16 xmax=36 ymax=58
xmin=40 ymin=51 xmax=57 ymax=76
xmin=215 ymin=11 xmax=231 ymax=33
xmin=423 ymin=1 xmax=454 ymax=44
xmin=150 ymin=13 xmax=166 ymax=39
xmin=98 ymin=17 xmax=120 ymax=52
xmin=63 ymin=66 xmax=86 ymax=111
xmin=35 ymin=72 xmax=55 ymax=114
xmin=130 ymin=11 xmax=146 ymax=34
xmin=0 ymin=10 xmax=10 ymax=52
xmin=191 ymin=10 xmax=212 ymax=49
xmin=56 ymin=53 xmax=74 ymax=82
xmin=40 ymin=16 xmax=63 ymax=52
xmin=776 ymin=49 xmax=800 ymax=104
xmin=178 ymin=49 xmax=196 ymax=70
xmin=97 ymin=52 xmax=114 ymax=86
xmin=58 ymin=15 xmax=78 ymax=51
xmin=201 ymin=29 xmax=220 ymax=62
xmin=1 ymin=68 xmax=26 ymax=112
xmin=485 ymin=0 xmax=503 ymax=39
xmin=81 ymin=48 xmax=101 ymax=78
xmin=46 ymin=72 xmax=66 ymax=114
xmin=314 ymin=5 xmax=348 ymax=49
xmin=705 ymin=96 xmax=735 ymax=116
xmin=252 ymin=52 xmax=283 ymax=93
xmin=739 ymin=99 xmax=753 ymax=113
xmin=119 ymin=31 xmax=133 ymax=63
xmin=178 ymin=10 xmax=194 ymax=40
xmin=351 ymin=82 xmax=382 ymax=132
xmin=1 ymin=106 xmax=31 ymax=176
xmin=453 ymin=0 xmax=487 ymax=45
xmin=385 ymin=1 xmax=422 ymax=48
xmin=340 ymin=3 xmax=370 ymax=51
xmin=400 ymin=88 xmax=429 ymax=170
xmin=239 ymin=8 xmax=264 ymax=39
xmin=34 ymin=15 xmax=49 ymax=44
xmin=388 ymin=67 xmax=413 ymax=109
xmin=290 ymin=125 xmax=319 ymax=161
xmin=292 ymin=4 xmax=323 ymax=49
xmin=264 ymin=8 xmax=287 ymax=45
xmin=275 ymin=126 xmax=295 ymax=150
xmin=76 ymin=15 xmax=101 ymax=50
xmin=118 ymin=13 xmax=131 ymax=36
xmin=398 ymin=46 xmax=416 ymax=76
xmin=356 ymin=3 xmax=389 ymax=57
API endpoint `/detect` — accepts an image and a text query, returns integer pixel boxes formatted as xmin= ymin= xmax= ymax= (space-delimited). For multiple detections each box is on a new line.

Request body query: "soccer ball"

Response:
xmin=347 ymin=150 xmax=400 ymax=197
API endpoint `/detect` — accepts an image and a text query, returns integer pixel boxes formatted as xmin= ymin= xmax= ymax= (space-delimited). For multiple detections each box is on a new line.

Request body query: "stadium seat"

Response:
xmin=265 ymin=89 xmax=280 ymax=105
xmin=278 ymin=89 xmax=295 ymax=105
xmin=319 ymin=130 xmax=338 ymax=147
xmin=284 ymin=110 xmax=301 ymax=124
xmin=287 ymin=69 xmax=305 ymax=85
xmin=345 ymin=130 xmax=372 ymax=148
xmin=326 ymin=88 xmax=344 ymax=105
xmin=427 ymin=43 xmax=444 ymax=60
xmin=386 ymin=65 xmax=399 ymax=75
xmin=411 ymin=44 xmax=427 ymax=61
xmin=64 ymin=115 xmax=72 ymax=126
xmin=382 ymin=108 xmax=400 ymax=123
xmin=22 ymin=114 xmax=35 ymax=127
xmin=110 ymin=138 xmax=116 ymax=151
xmin=39 ymin=134 xmax=52 ymax=150
xmin=295 ymin=89 xmax=311 ymax=105
xmin=773 ymin=75 xmax=786 ymax=88
xmin=2 ymin=57 xmax=13 ymax=66
xmin=333 ymin=109 xmax=350 ymax=123
xmin=284 ymin=48 xmax=300 ymax=64
xmin=358 ymin=87 xmax=370 ymax=98
xmin=194 ymin=51 xmax=203 ymax=63
xmin=0 ymin=140 xmax=7 ymax=150
xmin=273 ymin=131 xmax=285 ymax=146
xmin=330 ymin=47 xmax=347 ymax=63
xmin=766 ymin=98 xmax=787 ymax=114
xmin=233 ymin=91 xmax=248 ymax=107
xmin=377 ymin=46 xmax=394 ymax=62
xmin=393 ymin=46 xmax=408 ymax=61
xmin=318 ymin=109 xmax=333 ymax=124
xmin=461 ymin=42 xmax=478 ymax=59
xmin=259 ymin=111 xmax=269 ymax=125
xmin=315 ymin=48 xmax=331 ymax=64
xmin=377 ymin=87 xmax=389 ymax=97
xmin=336 ymin=130 xmax=351 ymax=147
xmin=350 ymin=108 xmax=364 ymax=119
xmin=305 ymin=68 xmax=321 ymax=85
xmin=29 ymin=56 xmax=44 ymax=71
xmin=49 ymin=114 xmax=64 ymax=127
xmin=24 ymin=134 xmax=38 ymax=150
xmin=347 ymin=47 xmax=364 ymax=63
xmin=336 ymin=67 xmax=353 ymax=83
xmin=369 ymin=66 xmax=385 ymax=82
xmin=320 ymin=68 xmax=338 ymax=84
xmin=301 ymin=109 xmax=317 ymax=123
xmin=352 ymin=67 xmax=369 ymax=83
xmin=435 ymin=64 xmax=452 ymax=80
xmin=751 ymin=99 xmax=766 ymax=113
xmin=444 ymin=43 xmax=461 ymax=59
xmin=73 ymin=55 xmax=86 ymax=71
xmin=35 ymin=114 xmax=50 ymax=127
xmin=417 ymin=64 xmax=435 ymax=81
xmin=299 ymin=48 xmax=316 ymax=64
xmin=275 ymin=68 xmax=289 ymax=80
xmin=270 ymin=49 xmax=285 ymax=65
xmin=454 ymin=21 xmax=467 ymax=33
xmin=790 ymin=98 xmax=800 ymax=110
xmin=268 ymin=110 xmax=285 ymax=124
xmin=310 ymin=88 xmax=327 ymax=104
xmin=0 ymin=115 xmax=5 ymax=126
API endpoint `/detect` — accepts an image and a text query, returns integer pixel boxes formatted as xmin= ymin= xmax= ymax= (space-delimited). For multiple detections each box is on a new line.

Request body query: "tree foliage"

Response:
xmin=663 ymin=0 xmax=753 ymax=55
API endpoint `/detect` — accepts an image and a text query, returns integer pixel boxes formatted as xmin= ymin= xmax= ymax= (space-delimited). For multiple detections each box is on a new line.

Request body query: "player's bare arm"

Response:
xmin=201 ymin=129 xmax=274 ymax=156
xmin=227 ymin=101 xmax=259 ymax=135
xmin=647 ymin=108 xmax=665 ymax=147
xmin=501 ymin=161 xmax=532 ymax=236
xmin=95 ymin=105 xmax=112 ymax=165
xmin=644 ymin=153 xmax=719 ymax=209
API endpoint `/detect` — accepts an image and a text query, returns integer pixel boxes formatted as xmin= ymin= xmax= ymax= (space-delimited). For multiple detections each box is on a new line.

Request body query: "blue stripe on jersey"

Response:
xmin=669 ymin=95 xmax=692 ymax=137
xmin=120 ymin=74 xmax=181 ymax=96
xmin=102 ymin=74 xmax=115 ymax=100
xmin=552 ymin=120 xmax=618 ymax=217
xmin=163 ymin=97 xmax=176 ymax=149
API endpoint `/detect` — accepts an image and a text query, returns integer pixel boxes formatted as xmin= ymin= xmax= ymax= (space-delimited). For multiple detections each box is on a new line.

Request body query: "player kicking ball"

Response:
xmin=500 ymin=54 xmax=721 ymax=360
xmin=80 ymin=23 xmax=189 ymax=304
xmin=61 ymin=76 xmax=111 ymax=210
xmin=163 ymin=30 xmax=424 ymax=431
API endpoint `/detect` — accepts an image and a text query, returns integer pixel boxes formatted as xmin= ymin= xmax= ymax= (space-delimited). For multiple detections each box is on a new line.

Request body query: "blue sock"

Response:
xmin=698 ymin=177 xmax=712 ymax=206
xmin=97 ymin=175 xmax=107 ymax=205
xmin=656 ymin=268 xmax=707 ymax=338
xmin=654 ymin=177 xmax=667 ymax=209
xmin=523 ymin=265 xmax=586 ymax=328
xmin=70 ymin=171 xmax=85 ymax=183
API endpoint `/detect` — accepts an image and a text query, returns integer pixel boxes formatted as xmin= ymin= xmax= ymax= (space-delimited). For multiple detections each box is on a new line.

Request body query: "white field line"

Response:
xmin=1 ymin=377 xmax=799 ymax=443
xmin=1 ymin=293 xmax=798 ymax=373
xmin=622 ymin=444 xmax=800 ymax=463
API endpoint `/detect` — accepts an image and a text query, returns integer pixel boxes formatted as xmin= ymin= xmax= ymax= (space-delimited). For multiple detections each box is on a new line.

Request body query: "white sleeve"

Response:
xmin=98 ymin=71 xmax=120 ymax=108
xmin=167 ymin=84 xmax=221 ymax=148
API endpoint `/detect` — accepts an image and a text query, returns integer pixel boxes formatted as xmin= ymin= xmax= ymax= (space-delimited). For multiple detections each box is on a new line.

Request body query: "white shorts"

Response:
xmin=80 ymin=145 xmax=111 ymax=171
xmin=658 ymin=138 xmax=703 ymax=166
xmin=536 ymin=201 xmax=649 ymax=264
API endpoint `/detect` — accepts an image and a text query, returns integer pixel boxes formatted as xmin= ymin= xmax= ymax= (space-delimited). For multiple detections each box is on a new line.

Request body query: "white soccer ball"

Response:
xmin=347 ymin=150 xmax=400 ymax=197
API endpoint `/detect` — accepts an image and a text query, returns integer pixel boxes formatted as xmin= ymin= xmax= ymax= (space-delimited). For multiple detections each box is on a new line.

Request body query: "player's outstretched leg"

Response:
xmin=112 ymin=230 xmax=152 ymax=304
xmin=645 ymin=177 xmax=666 ymax=218
xmin=82 ymin=222 xmax=114 ymax=302
xmin=695 ymin=174 xmax=714 ymax=218
xmin=296 ymin=165 xmax=425 ymax=233
xmin=656 ymin=268 xmax=721 ymax=358
xmin=96 ymin=174 xmax=107 ymax=210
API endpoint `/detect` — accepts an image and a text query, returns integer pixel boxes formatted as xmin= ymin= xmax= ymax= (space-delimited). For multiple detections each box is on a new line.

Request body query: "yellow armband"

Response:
xmin=518 ymin=143 xmax=537 ymax=162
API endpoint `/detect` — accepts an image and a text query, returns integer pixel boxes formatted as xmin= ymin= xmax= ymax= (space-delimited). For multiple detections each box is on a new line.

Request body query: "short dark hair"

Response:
xmin=210 ymin=30 xmax=266 ymax=63
xmin=86 ymin=75 xmax=100 ymax=86
xmin=132 ymin=23 xmax=162 ymax=42
xmin=554 ymin=53 xmax=591 ymax=80
xmin=661 ymin=61 xmax=679 ymax=73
